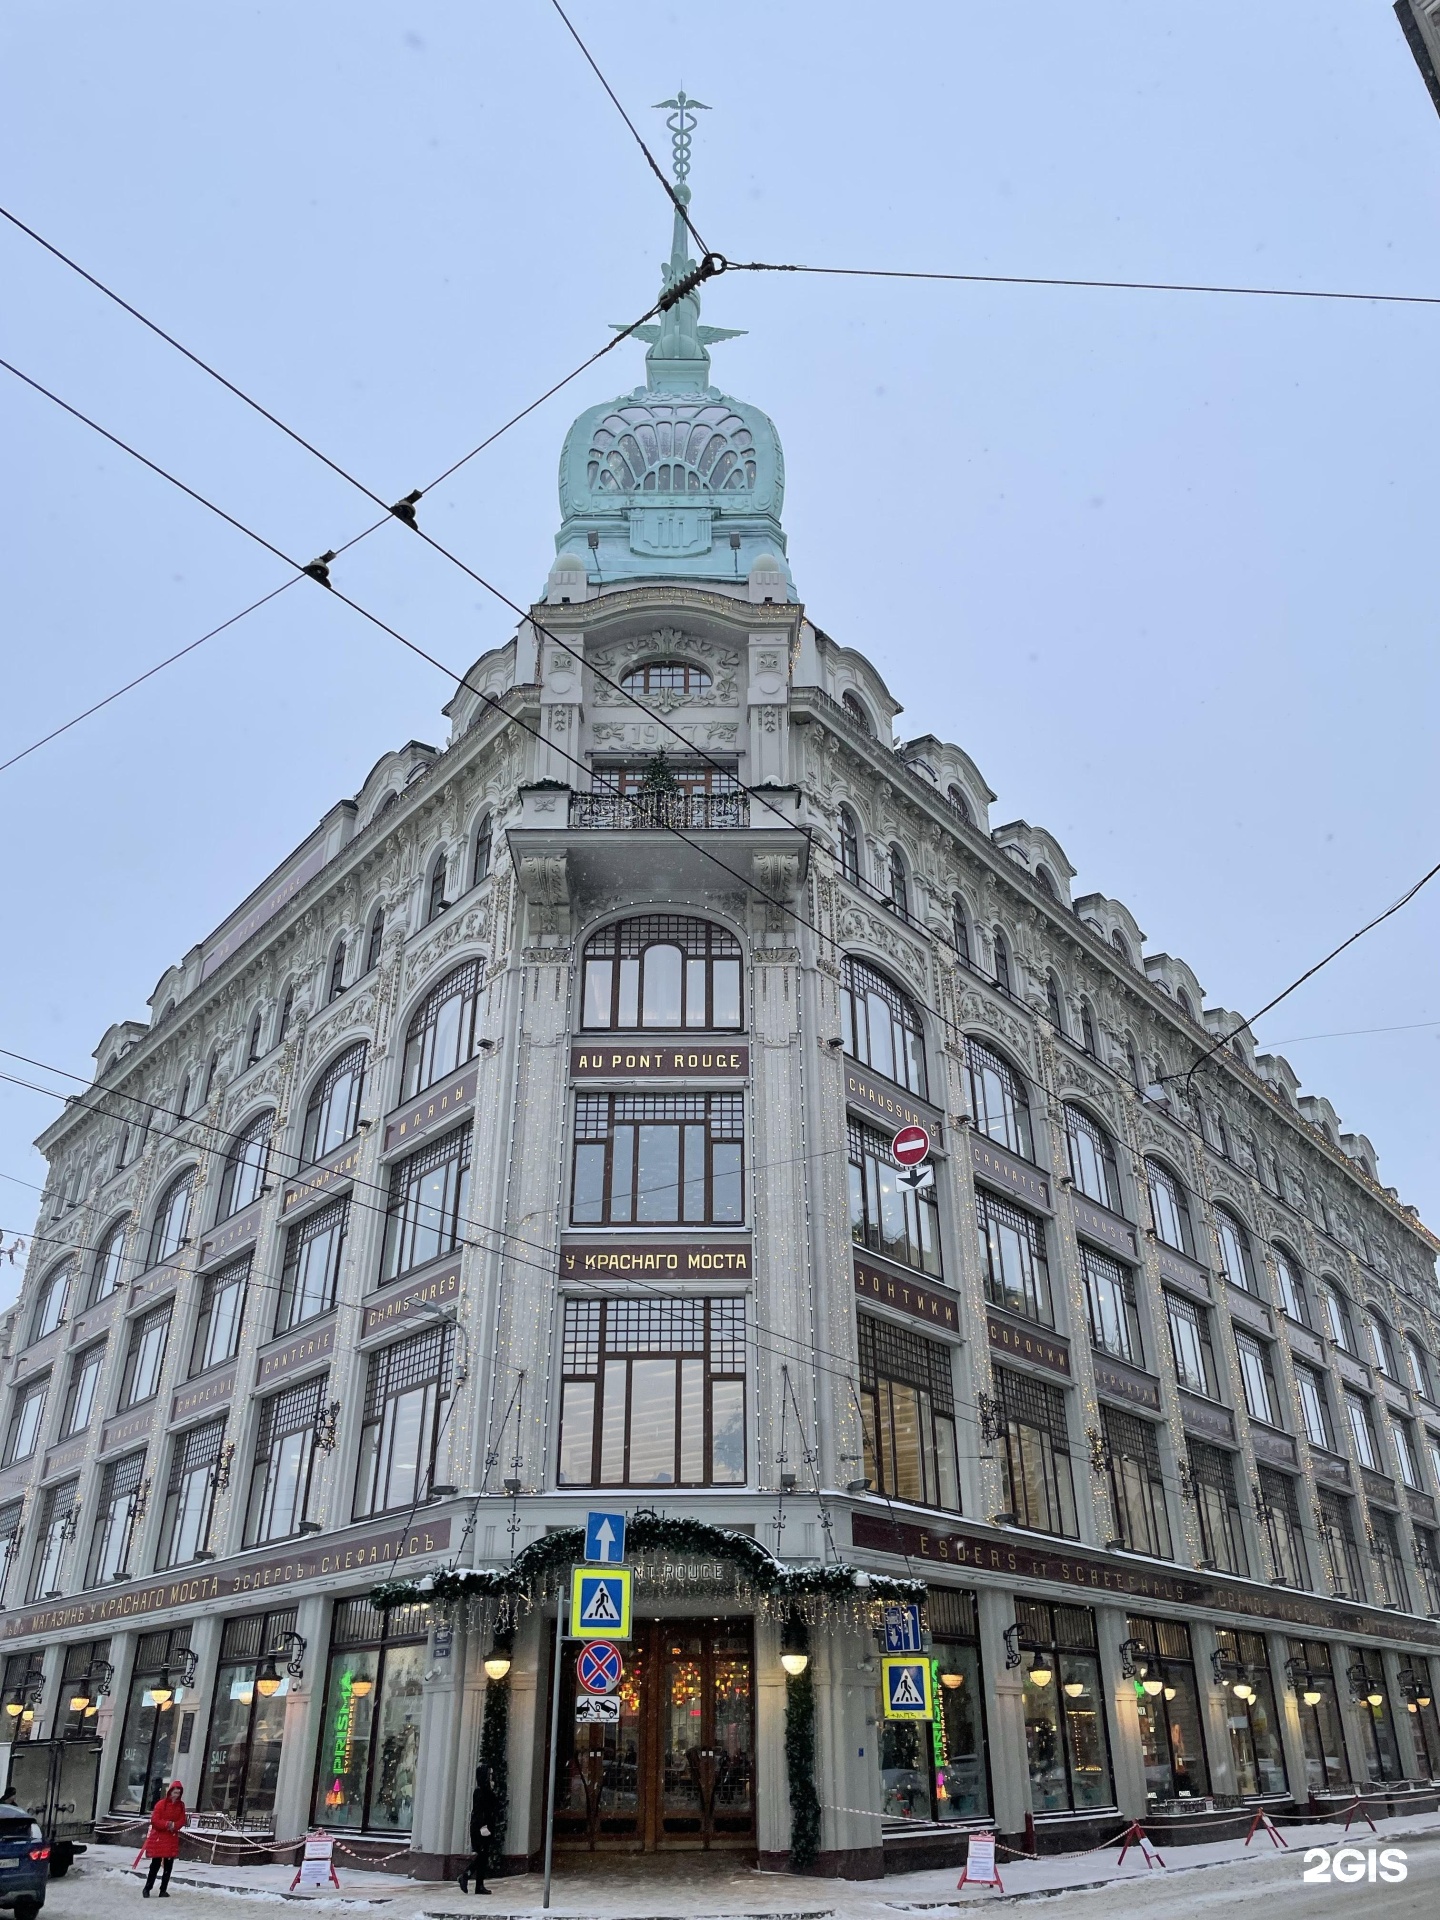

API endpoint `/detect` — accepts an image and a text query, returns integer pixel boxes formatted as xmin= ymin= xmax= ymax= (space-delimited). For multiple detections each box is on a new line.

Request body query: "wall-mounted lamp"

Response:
xmin=779 ymin=1612 xmax=811 ymax=1678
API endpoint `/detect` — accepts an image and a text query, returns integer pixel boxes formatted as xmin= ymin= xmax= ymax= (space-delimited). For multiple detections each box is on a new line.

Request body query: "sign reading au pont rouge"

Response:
xmin=570 ymin=1045 xmax=748 ymax=1080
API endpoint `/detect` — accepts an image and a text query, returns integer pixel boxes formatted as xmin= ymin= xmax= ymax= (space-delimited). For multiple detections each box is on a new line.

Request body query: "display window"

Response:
xmin=1213 ymin=1628 xmax=1287 ymax=1795
xmin=878 ymin=1587 xmax=990 ymax=1824
xmin=1286 ymin=1639 xmax=1349 ymax=1792
xmin=311 ymin=1598 xmax=429 ymax=1833
xmin=1014 ymin=1600 xmax=1114 ymax=1813
xmin=199 ymin=1608 xmax=298 ymax=1829
xmin=1123 ymin=1616 xmax=1209 ymax=1801
xmin=111 ymin=1627 xmax=193 ymax=1813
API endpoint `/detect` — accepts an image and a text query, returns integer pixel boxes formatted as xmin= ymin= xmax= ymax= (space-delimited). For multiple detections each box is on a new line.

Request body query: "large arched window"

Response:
xmin=217 ymin=1110 xmax=274 ymax=1221
xmin=364 ymin=907 xmax=386 ymax=973
xmin=1064 ymin=1105 xmax=1122 ymax=1212
xmin=91 ymin=1217 xmax=129 ymax=1306
xmin=1320 ymin=1279 xmax=1355 ymax=1352
xmin=838 ymin=809 xmax=860 ymax=885
xmin=300 ymin=1043 xmax=367 ymax=1166
xmin=947 ymin=784 xmax=975 ymax=827
xmin=952 ymin=896 xmax=972 ymax=966
xmin=581 ymin=915 xmax=742 ymax=1032
xmin=1145 ymin=1159 xmax=1192 ymax=1255
xmin=965 ymin=1037 xmax=1033 ymax=1160
xmin=840 ymin=956 xmax=927 ymax=1098
xmin=1404 ymin=1337 xmax=1432 ymax=1400
xmin=1364 ymin=1311 xmax=1396 ymax=1379
xmin=1272 ymin=1246 xmax=1310 ymax=1326
xmin=620 ymin=660 xmax=712 ymax=697
xmin=401 ymin=960 xmax=483 ymax=1101
xmin=31 ymin=1261 xmax=72 ymax=1343
xmin=1214 ymin=1208 xmax=1256 ymax=1294
xmin=887 ymin=846 xmax=909 ymax=919
xmin=993 ymin=928 xmax=1012 ymax=996
xmin=472 ymin=814 xmax=493 ymax=888
xmin=842 ymin=690 xmax=874 ymax=735
xmin=147 ymin=1169 xmax=196 ymax=1268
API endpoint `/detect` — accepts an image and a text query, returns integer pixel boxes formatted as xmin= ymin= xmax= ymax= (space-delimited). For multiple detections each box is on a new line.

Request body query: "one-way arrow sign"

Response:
xmin=585 ymin=1510 xmax=627 ymax=1564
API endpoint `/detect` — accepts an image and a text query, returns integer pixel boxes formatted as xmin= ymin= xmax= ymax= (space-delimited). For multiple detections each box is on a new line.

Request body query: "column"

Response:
xmin=94 ymin=1630 xmax=138 ymax=1817
xmin=1265 ymin=1630 xmax=1310 ymax=1802
xmin=503 ymin=1608 xmax=545 ymax=1871
xmin=409 ymin=1616 xmax=469 ymax=1875
xmin=813 ymin=1617 xmax=882 ymax=1876
xmin=1381 ymin=1648 xmax=1422 ymax=1779
xmin=977 ymin=1588 xmax=1028 ymax=1837
xmin=270 ymin=1595 xmax=329 ymax=1845
xmin=1188 ymin=1622 xmax=1238 ymax=1793
xmin=172 ymin=1614 xmax=222 ymax=1806
xmin=754 ymin=1610 xmax=791 ymax=1867
xmin=1095 ymin=1602 xmax=1146 ymax=1819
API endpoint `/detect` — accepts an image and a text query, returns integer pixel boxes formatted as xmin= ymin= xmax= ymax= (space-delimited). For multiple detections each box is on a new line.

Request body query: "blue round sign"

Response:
xmin=577 ymin=1641 xmax=623 ymax=1695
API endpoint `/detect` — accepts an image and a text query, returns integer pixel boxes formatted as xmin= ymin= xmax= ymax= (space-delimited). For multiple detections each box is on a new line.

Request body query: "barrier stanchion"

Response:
xmin=1342 ymin=1798 xmax=1379 ymax=1836
xmin=1243 ymin=1807 xmax=1289 ymax=1850
xmin=1115 ymin=1821 xmax=1166 ymax=1869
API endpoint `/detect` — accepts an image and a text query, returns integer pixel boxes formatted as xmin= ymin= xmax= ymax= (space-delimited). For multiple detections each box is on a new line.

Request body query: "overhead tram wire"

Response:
xmin=725 ymin=258 xmax=1440 ymax=310
xmin=6 ymin=348 xmax=1432 ymax=1270
xmin=0 ymin=267 xmax=673 ymax=776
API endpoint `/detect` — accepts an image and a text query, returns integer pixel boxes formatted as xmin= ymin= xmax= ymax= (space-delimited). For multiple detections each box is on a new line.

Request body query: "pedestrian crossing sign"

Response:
xmin=570 ymin=1566 xmax=632 ymax=1640
xmin=882 ymin=1657 xmax=934 ymax=1719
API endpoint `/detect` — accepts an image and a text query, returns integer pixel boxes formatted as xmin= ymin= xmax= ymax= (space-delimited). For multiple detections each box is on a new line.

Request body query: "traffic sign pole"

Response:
xmin=541 ymin=1582 xmax=568 ymax=1910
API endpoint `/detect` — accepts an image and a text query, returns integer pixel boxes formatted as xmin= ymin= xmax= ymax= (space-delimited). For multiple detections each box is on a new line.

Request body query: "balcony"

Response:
xmin=571 ymin=789 xmax=749 ymax=831
xmin=507 ymin=783 xmax=809 ymax=916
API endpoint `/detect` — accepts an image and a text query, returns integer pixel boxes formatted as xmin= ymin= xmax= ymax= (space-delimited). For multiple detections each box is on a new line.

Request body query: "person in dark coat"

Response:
xmin=141 ymin=1780 xmax=186 ymax=1897
xmin=457 ymin=1764 xmax=502 ymax=1895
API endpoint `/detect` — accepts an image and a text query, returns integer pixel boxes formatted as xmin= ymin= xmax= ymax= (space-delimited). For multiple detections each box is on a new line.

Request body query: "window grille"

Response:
xmin=585 ymin=915 xmax=741 ymax=958
xmin=996 ymin=1367 xmax=1071 ymax=1448
xmin=926 ymin=1587 xmax=979 ymax=1639
xmin=1103 ymin=1407 xmax=1161 ymax=1474
xmin=256 ymin=1375 xmax=328 ymax=1454
xmin=167 ymin=1419 xmax=225 ymax=1493
xmin=1014 ymin=1599 xmax=1098 ymax=1650
xmin=857 ymin=1315 xmax=955 ymax=1413
xmin=1188 ymin=1439 xmax=1238 ymax=1494
xmin=104 ymin=1451 xmax=147 ymax=1504
xmin=330 ymin=1596 xmax=430 ymax=1647
xmin=219 ymin=1607 xmax=298 ymax=1664
xmin=361 ymin=1324 xmax=454 ymax=1422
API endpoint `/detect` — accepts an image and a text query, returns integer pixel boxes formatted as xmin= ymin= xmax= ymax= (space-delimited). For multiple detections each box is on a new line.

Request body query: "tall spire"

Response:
xmin=633 ymin=92 xmax=743 ymax=391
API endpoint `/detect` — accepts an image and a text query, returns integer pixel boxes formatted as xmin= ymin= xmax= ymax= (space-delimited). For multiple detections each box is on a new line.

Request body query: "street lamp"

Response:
xmin=256 ymin=1631 xmax=307 ymax=1697
xmin=779 ymin=1613 xmax=811 ymax=1677
xmin=483 ymin=1636 xmax=513 ymax=1682
xmin=1026 ymin=1654 xmax=1053 ymax=1688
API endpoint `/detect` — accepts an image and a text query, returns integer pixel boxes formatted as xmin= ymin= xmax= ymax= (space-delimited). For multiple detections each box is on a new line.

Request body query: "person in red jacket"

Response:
xmin=141 ymin=1781 xmax=186 ymax=1898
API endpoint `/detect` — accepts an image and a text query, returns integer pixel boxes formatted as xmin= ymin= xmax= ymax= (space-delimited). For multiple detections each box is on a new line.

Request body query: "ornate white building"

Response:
xmin=3 ymin=139 xmax=1440 ymax=1880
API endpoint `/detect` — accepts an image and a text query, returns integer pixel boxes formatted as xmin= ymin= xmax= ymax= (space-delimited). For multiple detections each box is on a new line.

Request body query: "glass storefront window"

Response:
xmin=1287 ymin=1640 xmax=1349 ymax=1793
xmin=878 ymin=1588 xmax=990 ymax=1825
xmin=1017 ymin=1600 xmax=1114 ymax=1812
xmin=1351 ymin=1665 xmax=1403 ymax=1783
xmin=1214 ymin=1628 xmax=1287 ymax=1796
xmin=199 ymin=1609 xmax=297 ymax=1828
xmin=312 ymin=1599 xmax=429 ymax=1832
xmin=1125 ymin=1618 xmax=1209 ymax=1801
xmin=57 ymin=1639 xmax=111 ymax=1740
xmin=110 ymin=1628 xmax=192 ymax=1813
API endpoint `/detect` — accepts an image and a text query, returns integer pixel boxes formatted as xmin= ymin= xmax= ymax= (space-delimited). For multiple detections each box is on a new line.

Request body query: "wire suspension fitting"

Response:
xmin=657 ymin=253 xmax=726 ymax=312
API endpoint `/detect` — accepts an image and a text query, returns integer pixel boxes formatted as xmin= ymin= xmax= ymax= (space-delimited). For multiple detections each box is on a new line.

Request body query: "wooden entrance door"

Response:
xmin=552 ymin=1618 xmax=755 ymax=1852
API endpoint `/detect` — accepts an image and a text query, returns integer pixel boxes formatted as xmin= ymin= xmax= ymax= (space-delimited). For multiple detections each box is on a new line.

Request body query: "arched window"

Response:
xmin=1405 ymin=1338 xmax=1432 ymax=1400
xmin=581 ymin=915 xmax=742 ymax=1032
xmin=31 ymin=1261 xmax=72 ymax=1343
xmin=842 ymin=690 xmax=874 ymax=735
xmin=115 ymin=1124 xmax=132 ymax=1171
xmin=401 ymin=960 xmax=483 ymax=1101
xmin=328 ymin=943 xmax=347 ymax=1003
xmin=204 ymin=1046 xmax=220 ymax=1102
xmin=1111 ymin=929 xmax=1131 ymax=965
xmin=1321 ymin=1281 xmax=1354 ymax=1352
xmin=620 ymin=660 xmax=712 ymax=697
xmin=472 ymin=814 xmax=493 ymax=888
xmin=246 ymin=1011 xmax=263 ymax=1067
xmin=1045 ymin=972 xmax=1064 ymax=1032
xmin=1273 ymin=1247 xmax=1309 ymax=1325
xmin=887 ymin=846 xmax=909 ymax=919
xmin=947 ymin=784 xmax=974 ymax=827
xmin=1364 ymin=1312 xmax=1396 ymax=1379
xmin=91 ymin=1218 xmax=128 ymax=1306
xmin=376 ymin=790 xmax=399 ymax=817
xmin=427 ymin=854 xmax=449 ymax=924
xmin=1176 ymin=988 xmax=1195 ymax=1021
xmin=1034 ymin=865 xmax=1058 ymax=900
xmin=1145 ymin=1159 xmax=1192 ymax=1255
xmin=365 ymin=908 xmax=386 ymax=973
xmin=1080 ymin=1002 xmax=1098 ymax=1057
xmin=217 ymin=1110 xmax=274 ymax=1221
xmin=278 ymin=985 xmax=295 ymax=1042
xmin=1214 ymin=1111 xmax=1231 ymax=1159
xmin=300 ymin=1043 xmax=367 ymax=1166
xmin=148 ymin=1169 xmax=196 ymax=1268
xmin=1214 ymin=1208 xmax=1256 ymax=1294
xmin=1065 ymin=1105 xmax=1122 ymax=1212
xmin=840 ymin=956 xmax=927 ymax=1097
xmin=838 ymin=809 xmax=860 ymax=885
xmin=993 ymin=928 xmax=1012 ymax=996
xmin=965 ymin=1037 xmax=1033 ymax=1159
xmin=1124 ymin=1036 xmax=1141 ymax=1088
xmin=176 ymin=1073 xmax=191 ymax=1119
xmin=952 ymin=896 xmax=972 ymax=966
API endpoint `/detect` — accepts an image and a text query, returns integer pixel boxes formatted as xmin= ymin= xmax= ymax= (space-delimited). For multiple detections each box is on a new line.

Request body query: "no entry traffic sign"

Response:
xmin=577 ymin=1642 xmax=623 ymax=1695
xmin=892 ymin=1124 xmax=930 ymax=1166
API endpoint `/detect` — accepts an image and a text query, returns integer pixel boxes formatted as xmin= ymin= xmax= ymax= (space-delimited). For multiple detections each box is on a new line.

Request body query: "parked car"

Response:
xmin=0 ymin=1804 xmax=48 ymax=1920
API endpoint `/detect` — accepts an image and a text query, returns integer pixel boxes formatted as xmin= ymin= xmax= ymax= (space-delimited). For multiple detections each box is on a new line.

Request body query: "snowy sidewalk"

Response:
xmin=80 ymin=1810 xmax=1440 ymax=1917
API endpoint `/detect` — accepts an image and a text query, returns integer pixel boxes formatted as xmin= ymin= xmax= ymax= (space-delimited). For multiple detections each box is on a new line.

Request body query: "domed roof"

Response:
xmin=552 ymin=102 xmax=793 ymax=597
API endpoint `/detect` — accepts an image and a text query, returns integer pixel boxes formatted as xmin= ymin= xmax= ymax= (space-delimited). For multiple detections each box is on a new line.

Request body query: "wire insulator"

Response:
xmin=390 ymin=490 xmax=422 ymax=530
xmin=303 ymin=551 xmax=336 ymax=587
xmin=657 ymin=252 xmax=726 ymax=312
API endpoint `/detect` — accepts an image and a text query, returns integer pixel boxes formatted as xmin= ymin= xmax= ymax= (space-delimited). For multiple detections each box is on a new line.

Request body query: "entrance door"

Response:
xmin=553 ymin=1618 xmax=754 ymax=1851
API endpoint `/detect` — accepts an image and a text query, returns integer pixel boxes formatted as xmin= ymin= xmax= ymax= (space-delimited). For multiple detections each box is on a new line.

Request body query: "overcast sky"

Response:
xmin=3 ymin=2 xmax=1440 ymax=1308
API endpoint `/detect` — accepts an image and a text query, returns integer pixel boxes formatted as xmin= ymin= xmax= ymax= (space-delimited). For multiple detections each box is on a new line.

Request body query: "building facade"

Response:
xmin=3 ymin=152 xmax=1440 ymax=1879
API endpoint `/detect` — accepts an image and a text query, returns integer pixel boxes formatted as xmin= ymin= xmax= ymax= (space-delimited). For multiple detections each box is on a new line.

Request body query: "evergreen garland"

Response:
xmin=370 ymin=1509 xmax=925 ymax=1613
xmin=477 ymin=1665 xmax=510 ymax=1865
xmin=784 ymin=1668 xmax=822 ymax=1874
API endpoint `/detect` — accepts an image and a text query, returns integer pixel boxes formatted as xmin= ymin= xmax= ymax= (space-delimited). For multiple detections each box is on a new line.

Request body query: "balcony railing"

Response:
xmin=571 ymin=790 xmax=749 ymax=830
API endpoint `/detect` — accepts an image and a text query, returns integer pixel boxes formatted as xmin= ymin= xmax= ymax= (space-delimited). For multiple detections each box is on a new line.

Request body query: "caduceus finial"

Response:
xmin=653 ymin=89 xmax=709 ymax=189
